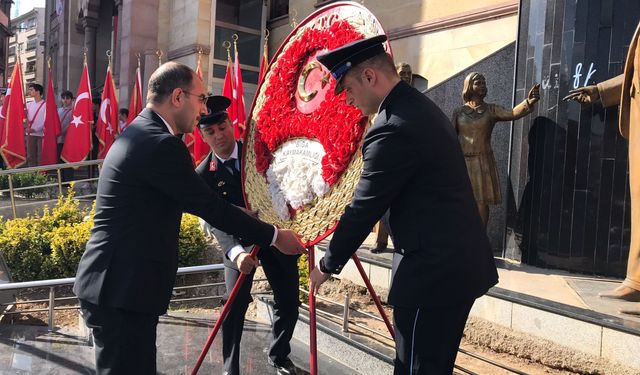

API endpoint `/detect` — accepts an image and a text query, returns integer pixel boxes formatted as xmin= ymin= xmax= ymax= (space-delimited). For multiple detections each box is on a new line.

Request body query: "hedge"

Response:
xmin=0 ymin=186 xmax=207 ymax=281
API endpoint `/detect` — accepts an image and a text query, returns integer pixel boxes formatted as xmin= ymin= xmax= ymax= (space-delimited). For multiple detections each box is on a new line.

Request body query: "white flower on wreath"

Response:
xmin=266 ymin=139 xmax=330 ymax=221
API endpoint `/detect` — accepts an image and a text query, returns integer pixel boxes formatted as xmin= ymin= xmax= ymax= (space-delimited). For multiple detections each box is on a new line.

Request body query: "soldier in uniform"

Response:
xmin=195 ymin=96 xmax=300 ymax=375
xmin=311 ymin=35 xmax=498 ymax=374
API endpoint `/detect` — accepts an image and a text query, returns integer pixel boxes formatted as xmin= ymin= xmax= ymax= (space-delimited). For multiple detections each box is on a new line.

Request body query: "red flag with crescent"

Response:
xmin=191 ymin=62 xmax=209 ymax=166
xmin=61 ymin=63 xmax=93 ymax=163
xmin=126 ymin=65 xmax=142 ymax=127
xmin=0 ymin=63 xmax=27 ymax=168
xmin=41 ymin=66 xmax=62 ymax=165
xmin=96 ymin=66 xmax=119 ymax=159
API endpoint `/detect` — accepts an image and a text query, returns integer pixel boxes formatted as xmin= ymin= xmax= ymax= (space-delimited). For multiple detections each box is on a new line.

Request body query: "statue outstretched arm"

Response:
xmin=562 ymin=74 xmax=623 ymax=108
xmin=494 ymin=83 xmax=540 ymax=121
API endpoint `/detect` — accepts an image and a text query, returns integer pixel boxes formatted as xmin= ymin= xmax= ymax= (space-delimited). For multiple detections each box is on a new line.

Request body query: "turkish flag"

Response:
xmin=126 ymin=65 xmax=143 ymax=127
xmin=222 ymin=58 xmax=236 ymax=133
xmin=96 ymin=66 xmax=119 ymax=159
xmin=0 ymin=63 xmax=27 ymax=168
xmin=41 ymin=67 xmax=62 ymax=165
xmin=190 ymin=62 xmax=209 ymax=166
xmin=233 ymin=47 xmax=246 ymax=140
xmin=61 ymin=63 xmax=93 ymax=163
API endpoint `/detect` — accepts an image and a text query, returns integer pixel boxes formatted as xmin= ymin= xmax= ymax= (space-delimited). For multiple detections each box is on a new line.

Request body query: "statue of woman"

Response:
xmin=452 ymin=72 xmax=540 ymax=226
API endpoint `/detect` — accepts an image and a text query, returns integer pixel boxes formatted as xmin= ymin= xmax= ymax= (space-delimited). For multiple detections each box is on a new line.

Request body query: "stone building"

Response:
xmin=0 ymin=0 xmax=11 ymax=86
xmin=7 ymin=7 xmax=46 ymax=87
xmin=45 ymin=0 xmax=268 ymax=110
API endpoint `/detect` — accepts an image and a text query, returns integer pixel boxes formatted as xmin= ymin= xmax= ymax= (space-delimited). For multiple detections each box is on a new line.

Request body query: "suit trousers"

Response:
xmin=222 ymin=248 xmax=299 ymax=375
xmin=393 ymin=299 xmax=474 ymax=375
xmin=80 ymin=300 xmax=159 ymax=375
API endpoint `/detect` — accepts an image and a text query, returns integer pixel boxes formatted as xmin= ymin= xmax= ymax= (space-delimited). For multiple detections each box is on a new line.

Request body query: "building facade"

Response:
xmin=0 ymin=0 xmax=11 ymax=86
xmin=8 ymin=8 xmax=45 ymax=87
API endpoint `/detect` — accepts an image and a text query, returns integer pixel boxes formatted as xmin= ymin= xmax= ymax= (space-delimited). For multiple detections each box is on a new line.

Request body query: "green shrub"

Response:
xmin=298 ymin=254 xmax=309 ymax=300
xmin=0 ymin=188 xmax=207 ymax=281
xmin=0 ymin=217 xmax=50 ymax=280
xmin=49 ymin=220 xmax=92 ymax=278
xmin=0 ymin=171 xmax=56 ymax=198
xmin=178 ymin=214 xmax=207 ymax=267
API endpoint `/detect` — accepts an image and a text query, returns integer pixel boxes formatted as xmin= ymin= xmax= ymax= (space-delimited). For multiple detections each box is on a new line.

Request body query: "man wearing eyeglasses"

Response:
xmin=74 ymin=62 xmax=305 ymax=374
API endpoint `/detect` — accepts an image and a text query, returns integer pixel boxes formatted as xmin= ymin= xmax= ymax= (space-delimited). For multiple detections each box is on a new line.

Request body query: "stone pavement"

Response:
xmin=0 ymin=312 xmax=356 ymax=374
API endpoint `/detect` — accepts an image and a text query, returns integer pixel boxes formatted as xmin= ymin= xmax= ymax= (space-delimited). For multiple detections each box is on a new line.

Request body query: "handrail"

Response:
xmin=0 ymin=160 xmax=104 ymax=218
xmin=0 ymin=264 xmax=225 ymax=291
xmin=0 ymin=160 xmax=103 ymax=176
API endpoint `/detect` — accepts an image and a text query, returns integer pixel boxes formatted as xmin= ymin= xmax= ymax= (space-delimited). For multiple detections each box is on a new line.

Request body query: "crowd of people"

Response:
xmin=0 ymin=83 xmax=132 ymax=170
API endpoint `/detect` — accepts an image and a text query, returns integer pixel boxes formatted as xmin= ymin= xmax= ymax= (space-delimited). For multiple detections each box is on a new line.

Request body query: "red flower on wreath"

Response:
xmin=254 ymin=21 xmax=368 ymax=185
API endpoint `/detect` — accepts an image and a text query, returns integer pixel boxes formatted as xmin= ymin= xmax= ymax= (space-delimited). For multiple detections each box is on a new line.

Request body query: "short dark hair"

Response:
xmin=147 ymin=62 xmax=195 ymax=105
xmin=28 ymin=83 xmax=44 ymax=95
xmin=119 ymin=108 xmax=129 ymax=116
xmin=92 ymin=97 xmax=101 ymax=105
xmin=60 ymin=90 xmax=73 ymax=99
xmin=346 ymin=52 xmax=396 ymax=83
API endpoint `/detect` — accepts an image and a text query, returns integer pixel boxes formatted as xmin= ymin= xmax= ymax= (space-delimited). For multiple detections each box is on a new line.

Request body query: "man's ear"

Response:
xmin=362 ymin=68 xmax=376 ymax=85
xmin=170 ymin=88 xmax=182 ymax=107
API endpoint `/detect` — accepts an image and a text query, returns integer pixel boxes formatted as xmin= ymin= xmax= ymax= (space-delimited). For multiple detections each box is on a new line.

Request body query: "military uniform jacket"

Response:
xmin=323 ymin=81 xmax=499 ymax=308
xmin=195 ymin=142 xmax=250 ymax=270
xmin=73 ymin=110 xmax=275 ymax=315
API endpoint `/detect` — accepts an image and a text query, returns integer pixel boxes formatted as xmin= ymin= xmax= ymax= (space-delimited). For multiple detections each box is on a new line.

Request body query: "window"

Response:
xmin=25 ymin=61 xmax=36 ymax=73
xmin=269 ymin=0 xmax=288 ymax=20
xmin=216 ymin=0 xmax=263 ymax=30
xmin=26 ymin=38 xmax=37 ymax=51
xmin=26 ymin=17 xmax=36 ymax=29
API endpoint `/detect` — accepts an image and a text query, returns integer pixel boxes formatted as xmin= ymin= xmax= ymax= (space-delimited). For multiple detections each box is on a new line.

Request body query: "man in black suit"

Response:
xmin=310 ymin=36 xmax=499 ymax=374
xmin=195 ymin=96 xmax=300 ymax=375
xmin=73 ymin=62 xmax=304 ymax=374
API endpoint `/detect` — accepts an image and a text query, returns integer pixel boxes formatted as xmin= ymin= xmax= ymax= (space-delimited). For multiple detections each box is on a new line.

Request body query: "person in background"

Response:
xmin=196 ymin=96 xmax=300 ymax=375
xmin=118 ymin=108 xmax=129 ymax=133
xmin=26 ymin=83 xmax=45 ymax=166
xmin=57 ymin=90 xmax=74 ymax=179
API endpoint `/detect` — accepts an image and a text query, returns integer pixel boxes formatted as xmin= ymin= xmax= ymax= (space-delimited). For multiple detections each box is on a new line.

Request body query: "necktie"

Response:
xmin=223 ymin=159 xmax=238 ymax=175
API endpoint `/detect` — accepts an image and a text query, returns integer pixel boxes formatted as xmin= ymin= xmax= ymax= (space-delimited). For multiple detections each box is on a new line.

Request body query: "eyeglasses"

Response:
xmin=182 ymin=90 xmax=208 ymax=105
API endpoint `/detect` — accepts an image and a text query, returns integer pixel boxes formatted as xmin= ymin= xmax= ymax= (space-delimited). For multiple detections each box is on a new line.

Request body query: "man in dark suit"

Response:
xmin=73 ymin=62 xmax=304 ymax=374
xmin=195 ymin=96 xmax=300 ymax=375
xmin=311 ymin=36 xmax=499 ymax=374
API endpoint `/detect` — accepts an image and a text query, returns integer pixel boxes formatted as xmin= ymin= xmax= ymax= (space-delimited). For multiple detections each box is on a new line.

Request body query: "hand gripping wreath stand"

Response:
xmin=192 ymin=3 xmax=393 ymax=374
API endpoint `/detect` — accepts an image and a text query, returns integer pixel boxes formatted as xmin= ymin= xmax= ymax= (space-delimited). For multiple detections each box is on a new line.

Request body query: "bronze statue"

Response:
xmin=563 ymin=22 xmax=640 ymax=315
xmin=452 ymin=72 xmax=540 ymax=226
xmin=396 ymin=62 xmax=413 ymax=85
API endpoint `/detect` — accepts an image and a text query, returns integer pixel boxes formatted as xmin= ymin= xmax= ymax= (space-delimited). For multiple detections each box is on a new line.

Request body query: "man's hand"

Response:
xmin=527 ymin=83 xmax=541 ymax=105
xmin=562 ymin=85 xmax=600 ymax=104
xmin=235 ymin=252 xmax=258 ymax=274
xmin=273 ymin=228 xmax=305 ymax=255
xmin=310 ymin=267 xmax=331 ymax=295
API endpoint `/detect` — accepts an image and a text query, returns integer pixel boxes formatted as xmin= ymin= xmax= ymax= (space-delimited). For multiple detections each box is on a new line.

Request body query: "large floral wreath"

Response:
xmin=254 ymin=21 xmax=368 ymax=187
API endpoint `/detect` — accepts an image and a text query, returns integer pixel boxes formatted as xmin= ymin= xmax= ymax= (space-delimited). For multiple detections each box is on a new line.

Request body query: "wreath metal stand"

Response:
xmin=191 ymin=243 xmax=394 ymax=375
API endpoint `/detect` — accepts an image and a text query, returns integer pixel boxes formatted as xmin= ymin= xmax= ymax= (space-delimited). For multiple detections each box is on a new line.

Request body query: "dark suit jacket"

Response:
xmin=323 ymin=81 xmax=498 ymax=308
xmin=195 ymin=142 xmax=248 ymax=270
xmin=73 ymin=109 xmax=274 ymax=315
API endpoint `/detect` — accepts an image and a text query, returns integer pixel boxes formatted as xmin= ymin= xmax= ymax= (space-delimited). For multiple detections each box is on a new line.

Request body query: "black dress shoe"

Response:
xmin=268 ymin=357 xmax=298 ymax=375
xmin=371 ymin=243 xmax=387 ymax=254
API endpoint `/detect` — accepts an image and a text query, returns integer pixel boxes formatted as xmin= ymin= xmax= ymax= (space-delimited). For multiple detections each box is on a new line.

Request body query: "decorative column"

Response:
xmin=81 ymin=16 xmax=99 ymax=81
